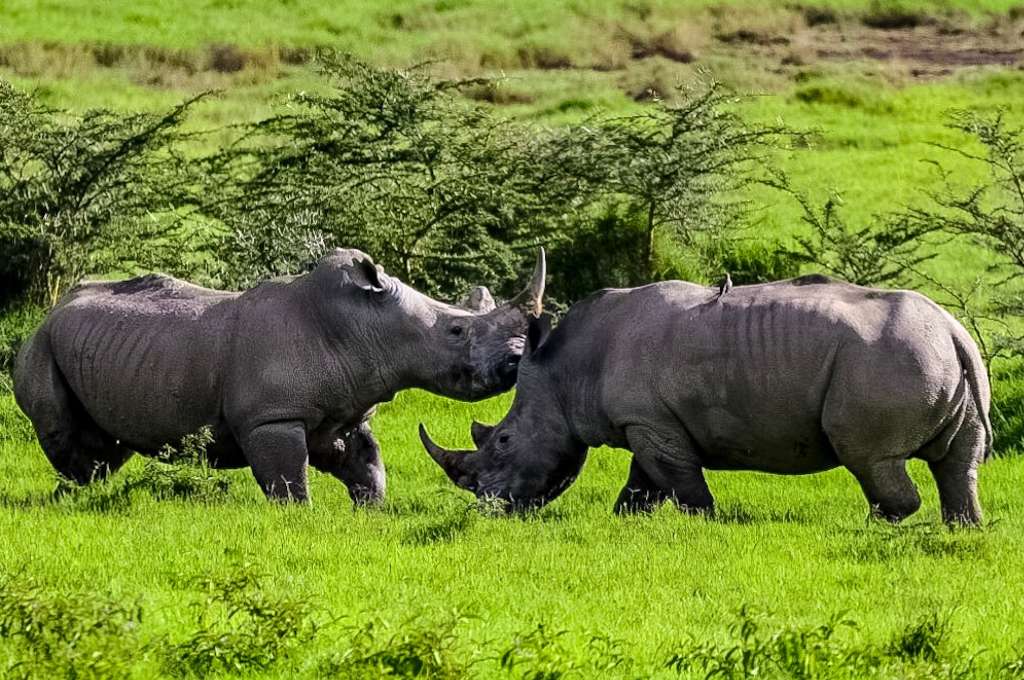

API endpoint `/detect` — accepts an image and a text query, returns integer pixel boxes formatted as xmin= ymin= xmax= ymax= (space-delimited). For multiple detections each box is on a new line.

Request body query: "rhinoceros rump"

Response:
xmin=14 ymin=248 xmax=544 ymax=504
xmin=421 ymin=276 xmax=991 ymax=525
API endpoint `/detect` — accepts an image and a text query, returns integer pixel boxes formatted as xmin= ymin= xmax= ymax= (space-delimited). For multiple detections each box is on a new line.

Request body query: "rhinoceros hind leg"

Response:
xmin=39 ymin=426 xmax=134 ymax=486
xmin=17 ymin=345 xmax=132 ymax=485
xmin=846 ymin=459 xmax=921 ymax=523
xmin=308 ymin=421 xmax=386 ymax=507
xmin=243 ymin=421 xmax=310 ymax=503
xmin=338 ymin=423 xmax=386 ymax=507
xmin=927 ymin=420 xmax=985 ymax=526
xmin=624 ymin=426 xmax=714 ymax=515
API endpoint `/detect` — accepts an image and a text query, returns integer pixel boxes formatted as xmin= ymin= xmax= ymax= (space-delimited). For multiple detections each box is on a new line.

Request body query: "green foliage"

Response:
xmin=0 ymin=304 xmax=44 ymax=394
xmin=664 ymin=607 xmax=866 ymax=679
xmin=0 ymin=81 xmax=206 ymax=307
xmin=664 ymin=606 xmax=975 ymax=679
xmin=197 ymin=57 xmax=793 ymax=300
xmin=545 ymin=203 xmax=648 ymax=305
xmin=773 ymin=178 xmax=935 ymax=286
xmin=900 ymin=111 xmax=1024 ymax=358
xmin=0 ymin=575 xmax=144 ymax=679
xmin=204 ymin=55 xmax=563 ymax=297
xmin=165 ymin=566 xmax=320 ymax=677
xmin=717 ymin=239 xmax=801 ymax=285
xmin=497 ymin=623 xmax=631 ymax=679
xmin=318 ymin=610 xmax=471 ymax=678
xmin=585 ymin=80 xmax=796 ymax=283
xmin=886 ymin=610 xmax=953 ymax=663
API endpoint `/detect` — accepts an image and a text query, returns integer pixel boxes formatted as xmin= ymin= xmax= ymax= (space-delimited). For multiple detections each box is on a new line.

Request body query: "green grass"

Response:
xmin=2 ymin=389 xmax=1023 ymax=677
xmin=2 ymin=0 xmax=1019 ymax=50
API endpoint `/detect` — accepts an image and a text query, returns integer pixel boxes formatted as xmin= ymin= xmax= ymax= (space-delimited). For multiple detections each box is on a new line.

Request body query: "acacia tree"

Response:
xmin=205 ymin=56 xmax=567 ymax=297
xmin=0 ymin=82 xmax=206 ymax=307
xmin=896 ymin=110 xmax=1024 ymax=358
xmin=203 ymin=60 xmax=797 ymax=300
xmin=594 ymin=81 xmax=794 ymax=281
xmin=767 ymin=176 xmax=936 ymax=287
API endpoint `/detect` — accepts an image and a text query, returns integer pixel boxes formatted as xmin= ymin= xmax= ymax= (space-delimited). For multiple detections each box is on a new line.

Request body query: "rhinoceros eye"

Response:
xmin=449 ymin=325 xmax=463 ymax=337
xmin=498 ymin=433 xmax=510 ymax=444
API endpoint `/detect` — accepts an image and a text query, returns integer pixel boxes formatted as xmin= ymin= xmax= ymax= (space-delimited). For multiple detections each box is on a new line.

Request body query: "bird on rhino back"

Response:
xmin=421 ymin=275 xmax=991 ymax=526
xmin=14 ymin=248 xmax=545 ymax=504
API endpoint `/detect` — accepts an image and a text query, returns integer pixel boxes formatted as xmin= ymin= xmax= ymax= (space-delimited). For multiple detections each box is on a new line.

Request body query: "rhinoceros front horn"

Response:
xmin=418 ymin=424 xmax=478 ymax=491
xmin=506 ymin=248 xmax=546 ymax=318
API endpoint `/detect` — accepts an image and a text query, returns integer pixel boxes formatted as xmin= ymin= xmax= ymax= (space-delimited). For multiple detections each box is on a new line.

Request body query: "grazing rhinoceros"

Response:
xmin=420 ymin=276 xmax=991 ymax=525
xmin=14 ymin=248 xmax=545 ymax=504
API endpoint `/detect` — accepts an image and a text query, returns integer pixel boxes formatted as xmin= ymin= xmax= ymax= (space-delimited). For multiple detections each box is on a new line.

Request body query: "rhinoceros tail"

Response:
xmin=951 ymin=325 xmax=993 ymax=459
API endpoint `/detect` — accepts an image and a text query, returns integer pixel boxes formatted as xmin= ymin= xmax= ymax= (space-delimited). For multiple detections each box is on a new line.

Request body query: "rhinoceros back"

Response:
xmin=43 ymin=275 xmax=239 ymax=450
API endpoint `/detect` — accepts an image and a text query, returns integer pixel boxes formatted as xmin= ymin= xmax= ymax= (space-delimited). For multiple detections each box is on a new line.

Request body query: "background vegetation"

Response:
xmin=3 ymin=0 xmax=1024 ymax=677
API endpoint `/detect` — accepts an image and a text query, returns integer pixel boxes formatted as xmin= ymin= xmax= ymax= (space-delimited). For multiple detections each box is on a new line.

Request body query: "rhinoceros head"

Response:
xmin=310 ymin=247 xmax=545 ymax=401
xmin=419 ymin=313 xmax=588 ymax=512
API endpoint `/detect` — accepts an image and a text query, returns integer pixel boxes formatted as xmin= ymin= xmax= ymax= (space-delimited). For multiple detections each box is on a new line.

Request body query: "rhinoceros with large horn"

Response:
xmin=421 ymin=275 xmax=991 ymax=525
xmin=14 ymin=248 xmax=545 ymax=504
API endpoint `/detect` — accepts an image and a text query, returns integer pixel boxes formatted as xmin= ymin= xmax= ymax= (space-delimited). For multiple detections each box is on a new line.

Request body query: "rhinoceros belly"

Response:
xmin=50 ymin=303 xmax=228 ymax=451
xmin=695 ymin=417 xmax=841 ymax=474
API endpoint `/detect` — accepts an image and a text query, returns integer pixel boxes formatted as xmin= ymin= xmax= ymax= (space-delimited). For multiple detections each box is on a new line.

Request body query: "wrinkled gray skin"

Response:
xmin=14 ymin=248 xmax=545 ymax=505
xmin=421 ymin=276 xmax=992 ymax=525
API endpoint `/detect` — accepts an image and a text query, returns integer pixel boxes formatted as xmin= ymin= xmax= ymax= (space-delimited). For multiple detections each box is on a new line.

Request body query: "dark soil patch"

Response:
xmin=716 ymin=29 xmax=791 ymax=47
xmin=627 ymin=32 xmax=696 ymax=63
xmin=516 ymin=45 xmax=573 ymax=70
xmin=861 ymin=6 xmax=929 ymax=30
xmin=714 ymin=12 xmax=1024 ymax=80
xmin=813 ymin=24 xmax=1023 ymax=70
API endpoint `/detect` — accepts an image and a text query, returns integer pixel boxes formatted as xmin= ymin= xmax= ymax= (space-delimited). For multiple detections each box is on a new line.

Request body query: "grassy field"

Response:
xmin=2 ymin=390 xmax=1024 ymax=678
xmin=4 ymin=0 xmax=1024 ymax=677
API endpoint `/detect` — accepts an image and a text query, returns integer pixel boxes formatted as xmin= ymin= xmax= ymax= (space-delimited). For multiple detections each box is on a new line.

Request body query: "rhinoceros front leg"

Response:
xmin=624 ymin=425 xmax=714 ymax=515
xmin=614 ymin=457 xmax=669 ymax=514
xmin=242 ymin=421 xmax=310 ymax=503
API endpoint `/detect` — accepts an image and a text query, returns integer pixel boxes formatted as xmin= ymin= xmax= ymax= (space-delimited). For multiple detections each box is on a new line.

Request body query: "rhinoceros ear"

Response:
xmin=524 ymin=312 xmax=553 ymax=358
xmin=334 ymin=250 xmax=386 ymax=293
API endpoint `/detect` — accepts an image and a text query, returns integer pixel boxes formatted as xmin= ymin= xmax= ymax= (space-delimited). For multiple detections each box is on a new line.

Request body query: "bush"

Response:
xmin=165 ymin=566 xmax=320 ymax=677
xmin=0 ymin=81 xmax=207 ymax=307
xmin=718 ymin=240 xmax=801 ymax=285
xmin=0 ymin=303 xmax=45 ymax=394
xmin=900 ymin=111 xmax=1024 ymax=359
xmin=546 ymin=203 xmax=649 ymax=305
xmin=318 ymin=610 xmax=472 ymax=678
xmin=769 ymin=177 xmax=935 ymax=287
xmin=0 ymin=575 xmax=144 ymax=679
xmin=202 ymin=55 xmax=560 ymax=298
xmin=1 ymin=62 xmax=796 ymax=311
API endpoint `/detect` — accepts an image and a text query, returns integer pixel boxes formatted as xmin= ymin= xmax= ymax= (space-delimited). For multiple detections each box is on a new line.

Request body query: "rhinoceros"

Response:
xmin=14 ymin=248 xmax=545 ymax=504
xmin=420 ymin=276 xmax=991 ymax=525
